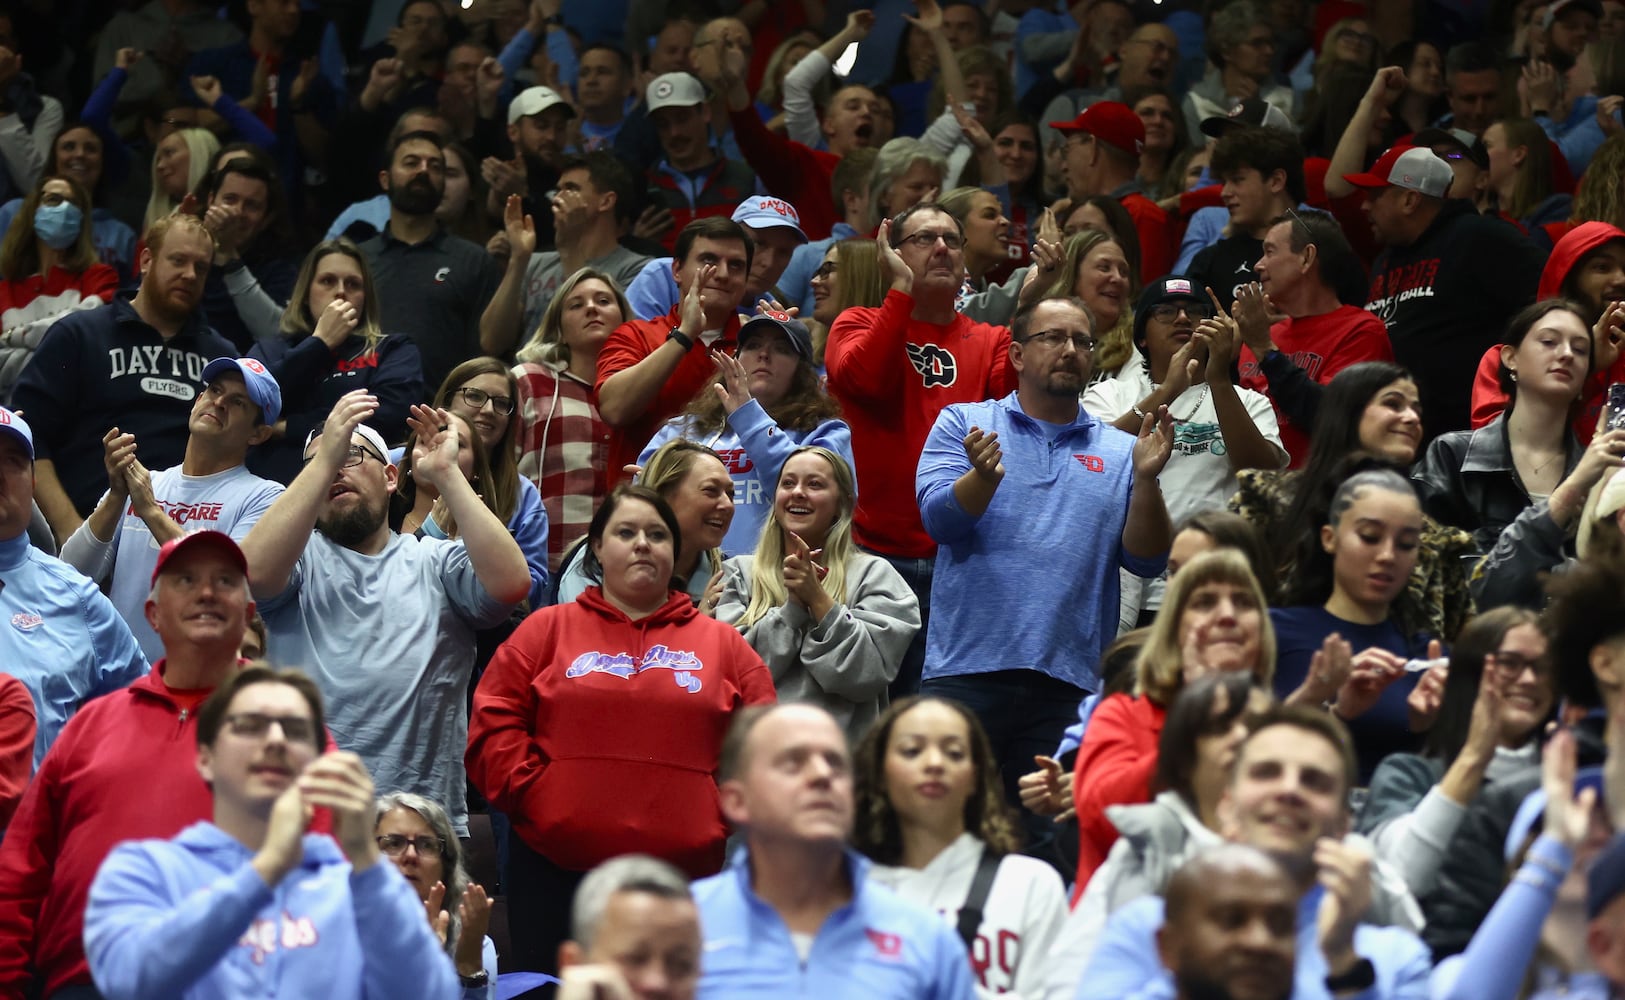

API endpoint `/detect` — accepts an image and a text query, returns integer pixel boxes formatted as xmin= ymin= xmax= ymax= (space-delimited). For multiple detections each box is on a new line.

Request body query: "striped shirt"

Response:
xmin=513 ymin=360 xmax=609 ymax=573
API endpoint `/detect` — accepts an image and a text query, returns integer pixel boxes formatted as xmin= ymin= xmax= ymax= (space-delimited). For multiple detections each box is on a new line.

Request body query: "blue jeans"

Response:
xmin=921 ymin=669 xmax=1088 ymax=863
xmin=863 ymin=548 xmax=933 ymax=699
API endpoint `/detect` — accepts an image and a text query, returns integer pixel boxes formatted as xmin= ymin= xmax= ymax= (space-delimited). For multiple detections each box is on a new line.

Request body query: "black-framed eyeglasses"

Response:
xmin=306 ymin=444 xmax=384 ymax=469
xmin=896 ymin=230 xmax=965 ymax=251
xmin=455 ymin=386 xmax=516 ymax=416
xmin=376 ymin=833 xmax=446 ymax=858
xmin=223 ymin=712 xmax=317 ymax=745
xmin=1491 ymin=650 xmax=1550 ymax=679
xmin=1020 ymin=329 xmax=1097 ymax=352
xmin=1149 ymin=302 xmax=1214 ymax=323
xmin=812 ymin=261 xmax=839 ymax=279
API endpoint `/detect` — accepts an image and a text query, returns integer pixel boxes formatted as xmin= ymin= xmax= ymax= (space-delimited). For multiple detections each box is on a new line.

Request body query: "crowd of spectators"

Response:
xmin=6 ymin=0 xmax=1625 ymax=997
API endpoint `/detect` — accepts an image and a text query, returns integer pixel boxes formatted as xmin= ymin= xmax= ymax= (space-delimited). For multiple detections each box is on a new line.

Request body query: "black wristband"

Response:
xmin=667 ymin=326 xmax=694 ymax=351
xmin=1324 ymin=958 xmax=1375 ymax=993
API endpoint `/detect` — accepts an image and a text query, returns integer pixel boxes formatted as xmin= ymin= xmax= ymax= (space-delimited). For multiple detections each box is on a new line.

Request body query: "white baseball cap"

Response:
xmin=508 ymin=86 xmax=575 ymax=126
xmin=646 ymin=73 xmax=707 ymax=113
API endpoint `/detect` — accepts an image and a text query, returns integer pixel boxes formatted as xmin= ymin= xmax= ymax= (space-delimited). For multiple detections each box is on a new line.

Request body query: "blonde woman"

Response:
xmin=1036 ymin=229 xmax=1137 ymax=376
xmin=714 ymin=446 xmax=919 ymax=740
xmin=143 ymin=128 xmax=218 ymax=230
xmin=243 ymin=238 xmax=424 ymax=483
xmin=513 ymin=267 xmax=629 ymax=572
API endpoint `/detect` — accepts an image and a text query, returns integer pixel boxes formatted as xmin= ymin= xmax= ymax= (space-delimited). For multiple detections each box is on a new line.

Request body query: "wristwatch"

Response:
xmin=1324 ymin=958 xmax=1375 ymax=993
xmin=666 ymin=325 xmax=695 ymax=351
xmin=459 ymin=970 xmax=489 ymax=989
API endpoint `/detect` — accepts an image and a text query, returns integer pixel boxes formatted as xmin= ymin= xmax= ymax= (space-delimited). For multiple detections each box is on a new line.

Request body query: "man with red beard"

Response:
xmin=241 ymin=392 xmax=529 ymax=837
xmin=0 ymin=529 xmax=257 ymax=1000
xmin=12 ymin=213 xmax=236 ymax=545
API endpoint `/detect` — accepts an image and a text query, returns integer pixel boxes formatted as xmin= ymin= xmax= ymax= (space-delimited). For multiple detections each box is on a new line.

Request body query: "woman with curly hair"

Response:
xmin=1562 ymin=132 xmax=1625 ymax=234
xmin=854 ymin=695 xmax=1067 ymax=998
xmin=638 ymin=314 xmax=851 ymax=555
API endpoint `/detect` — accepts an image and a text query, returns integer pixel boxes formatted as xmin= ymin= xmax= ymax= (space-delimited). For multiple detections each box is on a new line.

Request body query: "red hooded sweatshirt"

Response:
xmin=467 ymin=587 xmax=775 ymax=878
xmin=1469 ymin=221 xmax=1625 ymax=440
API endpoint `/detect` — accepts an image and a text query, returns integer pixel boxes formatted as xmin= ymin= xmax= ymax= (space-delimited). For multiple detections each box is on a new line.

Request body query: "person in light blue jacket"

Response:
xmin=1077 ymin=704 xmax=1432 ymax=1000
xmin=83 ymin=666 xmax=460 ymax=1000
xmin=639 ymin=312 xmax=852 ymax=556
xmin=695 ymin=703 xmax=977 ymax=1000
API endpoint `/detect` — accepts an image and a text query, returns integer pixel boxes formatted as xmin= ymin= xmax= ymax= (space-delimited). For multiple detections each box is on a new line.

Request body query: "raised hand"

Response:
xmin=1195 ymin=287 xmax=1239 ymax=383
xmin=1315 ymin=838 xmax=1374 ymax=972
xmin=190 ymin=74 xmax=223 ymax=107
xmin=1037 ymin=205 xmax=1061 ymax=245
xmin=551 ymin=186 xmax=591 ymax=234
xmin=633 ymin=204 xmax=674 ymax=242
xmin=904 ymin=0 xmax=945 ymax=33
xmin=710 ymin=349 xmax=752 ymax=414
xmin=876 ymin=219 xmax=914 ymax=291
xmin=1594 ymin=301 xmax=1625 ymax=372
xmin=1364 ymin=65 xmax=1409 ymax=109
xmin=680 ymin=262 xmax=715 ymax=334
xmin=1131 ymin=406 xmax=1175 ymax=480
xmin=963 ymin=426 xmax=1004 ymax=483
xmin=424 ymin=881 xmax=448 ymax=941
xmin=291 ymin=58 xmax=320 ymax=107
xmin=1335 ymin=647 xmax=1408 ymax=719
xmin=843 ymin=10 xmax=877 ymax=40
xmin=1544 ymin=725 xmax=1599 ymax=849
xmin=406 ymin=404 xmax=462 ymax=492
xmin=503 ymin=193 xmax=537 ymax=261
xmin=251 ymin=784 xmax=310 ymax=886
xmin=481 ymin=156 xmax=526 ymax=200
xmin=115 ymin=47 xmax=143 ymax=72
xmin=1599 ymin=95 xmax=1624 ymax=135
xmin=1232 ymin=281 xmax=1276 ymax=358
xmin=315 ymin=390 xmax=380 ymax=468
xmin=782 ymin=531 xmax=829 ymax=611
xmin=1296 ymin=632 xmax=1353 ymax=705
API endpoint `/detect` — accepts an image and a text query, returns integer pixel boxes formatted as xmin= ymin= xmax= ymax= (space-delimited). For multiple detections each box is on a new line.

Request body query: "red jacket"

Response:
xmin=825 ymin=289 xmax=1017 ymax=558
xmin=1470 ymin=221 xmax=1625 ymax=440
xmin=466 ymin=588 xmax=775 ymax=878
xmin=728 ymin=105 xmax=840 ymax=240
xmin=0 ymin=665 xmax=216 ymax=998
xmin=1121 ymin=192 xmax=1172 ymax=283
xmin=595 ymin=304 xmax=742 ymax=480
xmin=1071 ymin=693 xmax=1166 ymax=903
xmin=0 ymin=674 xmax=31 ymax=831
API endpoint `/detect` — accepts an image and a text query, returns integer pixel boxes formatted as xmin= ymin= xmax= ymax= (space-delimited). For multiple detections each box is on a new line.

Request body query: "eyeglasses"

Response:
xmin=455 ymin=386 xmax=515 ymax=416
xmin=1020 ymin=329 xmax=1097 ymax=352
xmin=376 ymin=833 xmax=446 ymax=858
xmin=223 ymin=712 xmax=317 ymax=745
xmin=896 ymin=230 xmax=965 ymax=251
xmin=305 ymin=444 xmax=384 ymax=469
xmin=812 ymin=261 xmax=839 ymax=279
xmin=1149 ymin=302 xmax=1214 ymax=323
xmin=1491 ymin=650 xmax=1550 ymax=679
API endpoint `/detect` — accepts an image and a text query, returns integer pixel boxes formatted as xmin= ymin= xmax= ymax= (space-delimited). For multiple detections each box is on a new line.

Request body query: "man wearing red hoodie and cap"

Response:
xmin=0 ymin=529 xmax=258 ymax=1000
xmin=1471 ymin=220 xmax=1625 ymax=435
xmin=1051 ymin=102 xmax=1173 ymax=281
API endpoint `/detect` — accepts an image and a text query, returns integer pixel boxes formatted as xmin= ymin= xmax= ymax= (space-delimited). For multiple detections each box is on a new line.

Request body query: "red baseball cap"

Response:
xmin=151 ymin=530 xmax=249 ymax=586
xmin=1049 ymin=101 xmax=1145 ymax=156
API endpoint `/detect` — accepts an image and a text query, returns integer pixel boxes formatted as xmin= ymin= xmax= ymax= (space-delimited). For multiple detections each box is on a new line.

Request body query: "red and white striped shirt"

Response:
xmin=513 ymin=360 xmax=610 ymax=574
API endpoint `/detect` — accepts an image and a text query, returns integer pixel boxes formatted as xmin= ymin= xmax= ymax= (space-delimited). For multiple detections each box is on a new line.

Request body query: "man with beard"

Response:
xmin=12 ymin=213 xmax=237 ymax=545
xmin=240 ymin=390 xmax=529 ymax=836
xmin=1140 ymin=845 xmax=1299 ymax=1000
xmin=358 ymin=130 xmax=500 ymax=396
xmin=1077 ymin=706 xmax=1432 ymax=999
xmin=482 ymin=85 xmax=573 ymax=250
xmin=916 ymin=296 xmax=1174 ymax=838
xmin=0 ymin=528 xmax=258 ymax=1000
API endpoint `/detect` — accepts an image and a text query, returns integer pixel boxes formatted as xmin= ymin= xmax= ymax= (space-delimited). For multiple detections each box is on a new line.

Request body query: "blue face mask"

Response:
xmin=33 ymin=202 xmax=83 ymax=251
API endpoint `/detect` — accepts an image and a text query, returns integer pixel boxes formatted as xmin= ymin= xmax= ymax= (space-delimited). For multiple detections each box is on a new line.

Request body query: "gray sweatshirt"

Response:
xmin=714 ymin=551 xmax=920 ymax=742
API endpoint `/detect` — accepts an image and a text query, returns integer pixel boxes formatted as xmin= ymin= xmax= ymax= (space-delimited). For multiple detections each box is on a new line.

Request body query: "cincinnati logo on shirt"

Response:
xmin=566 ymin=644 xmax=705 ymax=692
xmin=906 ymin=343 xmax=958 ymax=388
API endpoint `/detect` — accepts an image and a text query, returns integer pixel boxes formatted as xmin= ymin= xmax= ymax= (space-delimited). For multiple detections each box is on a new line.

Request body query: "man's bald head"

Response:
xmin=1159 ymin=845 xmax=1297 ymax=1000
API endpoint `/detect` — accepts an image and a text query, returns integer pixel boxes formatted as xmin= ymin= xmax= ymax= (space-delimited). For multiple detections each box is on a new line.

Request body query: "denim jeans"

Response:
xmin=863 ymin=548 xmax=934 ymax=700
xmin=920 ymin=669 xmax=1089 ymax=867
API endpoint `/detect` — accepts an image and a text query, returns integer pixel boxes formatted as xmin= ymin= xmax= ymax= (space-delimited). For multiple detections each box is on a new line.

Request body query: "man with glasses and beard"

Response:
xmin=358 ymin=130 xmax=500 ymax=396
xmin=240 ymin=390 xmax=530 ymax=838
xmin=916 ymin=296 xmax=1174 ymax=846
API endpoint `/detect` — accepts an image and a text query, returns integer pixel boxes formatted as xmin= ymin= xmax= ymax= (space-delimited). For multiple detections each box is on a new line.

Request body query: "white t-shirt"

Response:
xmin=1083 ymin=367 xmax=1284 ymax=628
xmin=869 ymin=833 xmax=1068 ymax=998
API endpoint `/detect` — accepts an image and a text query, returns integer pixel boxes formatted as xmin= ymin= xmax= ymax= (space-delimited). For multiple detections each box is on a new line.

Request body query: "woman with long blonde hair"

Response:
xmin=714 ymin=446 xmax=919 ymax=740
xmin=1037 ymin=229 xmax=1137 ymax=376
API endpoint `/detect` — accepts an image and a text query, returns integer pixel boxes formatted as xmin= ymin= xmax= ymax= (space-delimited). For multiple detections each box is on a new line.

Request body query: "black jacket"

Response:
xmin=1412 ymin=412 xmax=1584 ymax=554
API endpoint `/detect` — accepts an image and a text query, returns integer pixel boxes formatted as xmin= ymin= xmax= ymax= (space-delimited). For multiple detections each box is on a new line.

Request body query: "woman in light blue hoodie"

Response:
xmin=83 ymin=666 xmax=460 ymax=1000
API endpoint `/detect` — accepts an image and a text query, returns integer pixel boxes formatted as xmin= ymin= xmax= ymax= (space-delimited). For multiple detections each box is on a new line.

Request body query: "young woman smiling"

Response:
xmin=714 ymin=447 xmax=919 ymax=741
xmin=853 ymin=696 xmax=1067 ymax=998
